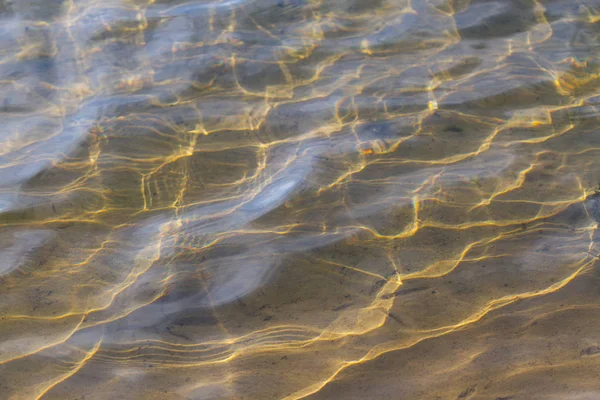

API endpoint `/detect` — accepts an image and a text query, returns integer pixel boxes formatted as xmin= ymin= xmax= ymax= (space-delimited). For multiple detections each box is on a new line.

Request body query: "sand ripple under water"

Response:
xmin=1 ymin=0 xmax=600 ymax=399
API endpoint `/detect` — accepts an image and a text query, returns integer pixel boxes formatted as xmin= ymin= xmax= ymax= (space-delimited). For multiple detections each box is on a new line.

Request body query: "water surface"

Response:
xmin=1 ymin=0 xmax=600 ymax=399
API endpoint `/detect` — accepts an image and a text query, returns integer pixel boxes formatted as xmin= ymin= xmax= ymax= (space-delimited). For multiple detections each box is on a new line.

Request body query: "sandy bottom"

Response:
xmin=1 ymin=0 xmax=600 ymax=399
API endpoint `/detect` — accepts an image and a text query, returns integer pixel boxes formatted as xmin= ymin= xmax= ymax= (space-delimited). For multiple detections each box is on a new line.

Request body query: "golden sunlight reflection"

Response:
xmin=1 ymin=0 xmax=600 ymax=399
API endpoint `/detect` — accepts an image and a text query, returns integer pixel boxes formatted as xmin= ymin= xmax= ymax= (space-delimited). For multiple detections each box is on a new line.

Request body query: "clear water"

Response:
xmin=1 ymin=0 xmax=600 ymax=399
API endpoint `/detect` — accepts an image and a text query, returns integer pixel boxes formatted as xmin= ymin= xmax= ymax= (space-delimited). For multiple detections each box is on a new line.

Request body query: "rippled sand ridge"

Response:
xmin=1 ymin=0 xmax=600 ymax=398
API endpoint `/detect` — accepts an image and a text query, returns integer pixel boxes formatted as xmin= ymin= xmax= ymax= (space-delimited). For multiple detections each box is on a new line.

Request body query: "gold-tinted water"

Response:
xmin=1 ymin=0 xmax=600 ymax=398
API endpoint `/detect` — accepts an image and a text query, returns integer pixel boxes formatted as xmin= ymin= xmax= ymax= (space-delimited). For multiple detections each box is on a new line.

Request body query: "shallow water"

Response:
xmin=1 ymin=0 xmax=600 ymax=399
